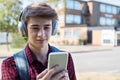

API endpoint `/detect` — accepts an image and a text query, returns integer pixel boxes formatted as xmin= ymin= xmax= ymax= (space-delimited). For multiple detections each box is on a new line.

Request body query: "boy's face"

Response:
xmin=27 ymin=16 xmax=52 ymax=48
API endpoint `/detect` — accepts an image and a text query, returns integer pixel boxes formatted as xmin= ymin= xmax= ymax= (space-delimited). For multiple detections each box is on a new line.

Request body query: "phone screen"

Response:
xmin=48 ymin=52 xmax=68 ymax=69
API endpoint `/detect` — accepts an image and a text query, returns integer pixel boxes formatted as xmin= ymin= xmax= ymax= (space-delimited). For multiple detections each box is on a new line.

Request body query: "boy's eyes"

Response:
xmin=33 ymin=27 xmax=38 ymax=29
xmin=31 ymin=27 xmax=50 ymax=30
xmin=30 ymin=24 xmax=51 ymax=30
xmin=44 ymin=26 xmax=50 ymax=29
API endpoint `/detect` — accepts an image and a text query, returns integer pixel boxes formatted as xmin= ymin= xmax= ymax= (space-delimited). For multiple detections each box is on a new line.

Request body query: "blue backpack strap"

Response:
xmin=13 ymin=49 xmax=30 ymax=80
xmin=50 ymin=46 xmax=61 ymax=52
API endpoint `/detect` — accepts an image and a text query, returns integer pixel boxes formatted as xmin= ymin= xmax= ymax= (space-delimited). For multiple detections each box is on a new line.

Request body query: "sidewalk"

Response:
xmin=55 ymin=45 xmax=113 ymax=53
xmin=0 ymin=44 xmax=113 ymax=57
xmin=0 ymin=45 xmax=22 ymax=57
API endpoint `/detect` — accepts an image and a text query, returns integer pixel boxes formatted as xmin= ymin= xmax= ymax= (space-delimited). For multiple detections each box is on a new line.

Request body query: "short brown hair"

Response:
xmin=21 ymin=2 xmax=58 ymax=23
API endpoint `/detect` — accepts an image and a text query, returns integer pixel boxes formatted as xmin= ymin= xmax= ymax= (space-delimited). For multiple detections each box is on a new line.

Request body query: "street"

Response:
xmin=72 ymin=46 xmax=120 ymax=73
xmin=0 ymin=46 xmax=120 ymax=78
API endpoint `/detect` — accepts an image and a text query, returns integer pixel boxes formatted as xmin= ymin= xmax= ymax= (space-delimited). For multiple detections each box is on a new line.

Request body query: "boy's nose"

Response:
xmin=37 ymin=29 xmax=45 ymax=36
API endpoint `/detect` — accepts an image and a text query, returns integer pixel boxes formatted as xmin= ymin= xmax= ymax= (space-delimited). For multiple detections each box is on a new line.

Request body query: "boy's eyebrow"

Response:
xmin=29 ymin=23 xmax=39 ymax=26
xmin=30 ymin=24 xmax=39 ymax=26
xmin=29 ymin=23 xmax=51 ymax=27
xmin=44 ymin=24 xmax=51 ymax=26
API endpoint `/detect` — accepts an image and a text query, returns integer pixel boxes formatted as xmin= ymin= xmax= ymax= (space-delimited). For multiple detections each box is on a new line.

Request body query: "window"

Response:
xmin=66 ymin=0 xmax=74 ymax=9
xmin=100 ymin=4 xmax=106 ymax=13
xmin=103 ymin=39 xmax=111 ymax=44
xmin=100 ymin=4 xmax=119 ymax=15
xmin=100 ymin=17 xmax=117 ymax=26
xmin=100 ymin=17 xmax=106 ymax=25
xmin=106 ymin=5 xmax=112 ymax=13
xmin=64 ymin=30 xmax=72 ymax=38
xmin=66 ymin=14 xmax=72 ymax=24
xmin=73 ymin=30 xmax=81 ymax=38
xmin=66 ymin=0 xmax=81 ymax=10
xmin=112 ymin=6 xmax=117 ymax=14
xmin=112 ymin=18 xmax=116 ymax=25
xmin=74 ymin=1 xmax=81 ymax=10
xmin=66 ymin=14 xmax=74 ymax=24
xmin=106 ymin=18 xmax=111 ymax=25
xmin=66 ymin=14 xmax=82 ymax=24
xmin=118 ymin=8 xmax=120 ymax=14
xmin=64 ymin=29 xmax=81 ymax=39
xmin=74 ymin=15 xmax=81 ymax=24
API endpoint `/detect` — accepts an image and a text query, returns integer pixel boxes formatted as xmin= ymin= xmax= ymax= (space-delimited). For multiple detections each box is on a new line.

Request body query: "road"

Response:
xmin=72 ymin=46 xmax=120 ymax=73
xmin=0 ymin=46 xmax=120 ymax=78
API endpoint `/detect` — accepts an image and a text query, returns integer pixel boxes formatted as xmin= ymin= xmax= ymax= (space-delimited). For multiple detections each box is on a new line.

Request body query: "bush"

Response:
xmin=78 ymin=39 xmax=87 ymax=45
xmin=62 ymin=40 xmax=69 ymax=45
xmin=11 ymin=33 xmax=27 ymax=48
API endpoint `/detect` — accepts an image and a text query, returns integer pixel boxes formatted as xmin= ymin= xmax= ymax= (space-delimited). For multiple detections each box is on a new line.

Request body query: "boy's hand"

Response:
xmin=36 ymin=65 xmax=69 ymax=80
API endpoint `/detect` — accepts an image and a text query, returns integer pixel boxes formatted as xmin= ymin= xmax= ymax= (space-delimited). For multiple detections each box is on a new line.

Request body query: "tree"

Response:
xmin=45 ymin=0 xmax=59 ymax=3
xmin=0 ymin=0 xmax=22 ymax=33
xmin=0 ymin=0 xmax=22 ymax=50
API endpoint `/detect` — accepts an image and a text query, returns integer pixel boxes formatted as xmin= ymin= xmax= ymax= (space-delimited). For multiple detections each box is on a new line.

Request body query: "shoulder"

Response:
xmin=2 ymin=56 xmax=16 ymax=68
xmin=2 ymin=56 xmax=14 ymax=64
xmin=2 ymin=56 xmax=20 ymax=80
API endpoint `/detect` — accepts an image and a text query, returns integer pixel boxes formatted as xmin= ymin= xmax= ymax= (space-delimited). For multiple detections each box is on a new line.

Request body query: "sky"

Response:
xmin=22 ymin=0 xmax=120 ymax=8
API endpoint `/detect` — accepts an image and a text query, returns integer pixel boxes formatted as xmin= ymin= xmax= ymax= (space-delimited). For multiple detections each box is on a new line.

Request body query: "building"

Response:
xmin=50 ymin=0 xmax=120 ymax=46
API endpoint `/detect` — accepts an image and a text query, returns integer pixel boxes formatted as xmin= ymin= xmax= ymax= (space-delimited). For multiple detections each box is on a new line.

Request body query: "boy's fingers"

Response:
xmin=36 ymin=69 xmax=48 ymax=79
xmin=43 ymin=65 xmax=63 ymax=80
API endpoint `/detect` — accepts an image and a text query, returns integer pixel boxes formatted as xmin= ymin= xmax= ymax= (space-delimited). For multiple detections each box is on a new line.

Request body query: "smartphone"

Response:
xmin=48 ymin=52 xmax=68 ymax=70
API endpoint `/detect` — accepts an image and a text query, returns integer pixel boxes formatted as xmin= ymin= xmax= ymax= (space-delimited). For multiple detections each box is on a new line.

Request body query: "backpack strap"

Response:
xmin=50 ymin=46 xmax=61 ymax=52
xmin=13 ymin=49 xmax=30 ymax=80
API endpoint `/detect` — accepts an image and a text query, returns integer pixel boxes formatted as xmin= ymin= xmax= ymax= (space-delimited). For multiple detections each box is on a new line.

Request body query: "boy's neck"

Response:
xmin=29 ymin=43 xmax=49 ymax=63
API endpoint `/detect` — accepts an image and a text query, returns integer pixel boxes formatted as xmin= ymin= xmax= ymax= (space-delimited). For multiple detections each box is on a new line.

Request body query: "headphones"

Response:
xmin=18 ymin=12 xmax=58 ymax=37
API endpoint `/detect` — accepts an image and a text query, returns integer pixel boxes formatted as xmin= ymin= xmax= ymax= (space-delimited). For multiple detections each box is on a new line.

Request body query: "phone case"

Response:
xmin=48 ymin=52 xmax=68 ymax=69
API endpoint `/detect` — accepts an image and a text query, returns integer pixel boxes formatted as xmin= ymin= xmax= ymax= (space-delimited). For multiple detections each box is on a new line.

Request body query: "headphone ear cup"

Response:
xmin=18 ymin=20 xmax=27 ymax=37
xmin=52 ymin=21 xmax=58 ymax=35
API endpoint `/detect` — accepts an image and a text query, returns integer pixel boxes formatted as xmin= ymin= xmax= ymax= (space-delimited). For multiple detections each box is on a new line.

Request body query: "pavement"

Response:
xmin=0 ymin=44 xmax=113 ymax=58
xmin=56 ymin=45 xmax=113 ymax=53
